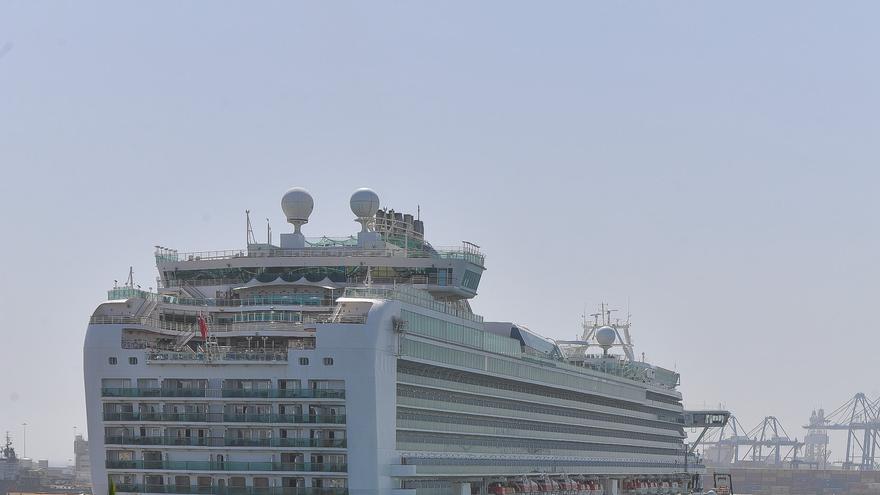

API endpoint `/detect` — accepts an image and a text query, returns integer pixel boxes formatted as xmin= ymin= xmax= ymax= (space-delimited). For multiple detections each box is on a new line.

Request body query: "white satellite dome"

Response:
xmin=350 ymin=188 xmax=380 ymax=218
xmin=595 ymin=326 xmax=617 ymax=347
xmin=281 ymin=187 xmax=314 ymax=227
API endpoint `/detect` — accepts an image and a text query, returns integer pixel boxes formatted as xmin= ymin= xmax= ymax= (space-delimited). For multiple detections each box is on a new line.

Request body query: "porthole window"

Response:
xmin=108 ymin=357 xmax=117 ymax=365
xmin=129 ymin=357 xmax=138 ymax=365
xmin=299 ymin=357 xmax=309 ymax=366
xmin=323 ymin=357 xmax=334 ymax=366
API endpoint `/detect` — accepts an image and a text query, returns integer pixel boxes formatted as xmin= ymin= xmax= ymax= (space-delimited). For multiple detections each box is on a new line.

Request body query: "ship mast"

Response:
xmin=581 ymin=303 xmax=636 ymax=361
xmin=2 ymin=432 xmax=16 ymax=460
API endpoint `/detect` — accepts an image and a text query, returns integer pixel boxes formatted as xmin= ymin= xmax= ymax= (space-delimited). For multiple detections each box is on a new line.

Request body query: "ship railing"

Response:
xmin=104 ymin=436 xmax=346 ymax=448
xmin=223 ymin=413 xmax=346 ymax=424
xmin=106 ymin=460 xmax=347 ymax=472
xmin=91 ymin=314 xmax=365 ymax=331
xmin=159 ymin=243 xmax=483 ymax=265
xmin=146 ymin=351 xmax=289 ymax=363
xmin=101 ymin=387 xmax=345 ymax=399
xmin=101 ymin=411 xmax=346 ymax=424
xmin=342 ymin=285 xmax=483 ymax=323
xmin=513 ymin=354 xmax=683 ymax=393
xmin=157 ymin=274 xmax=469 ymax=291
xmin=114 ymin=485 xmax=347 ymax=495
xmin=157 ymin=294 xmax=333 ymax=308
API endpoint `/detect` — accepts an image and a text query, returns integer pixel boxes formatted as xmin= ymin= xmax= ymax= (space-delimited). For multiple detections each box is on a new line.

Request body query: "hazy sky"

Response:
xmin=1 ymin=2 xmax=878 ymax=464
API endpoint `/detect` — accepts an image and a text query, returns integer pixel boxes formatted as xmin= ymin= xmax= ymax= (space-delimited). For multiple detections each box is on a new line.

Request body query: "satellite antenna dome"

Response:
xmin=350 ymin=188 xmax=380 ymax=218
xmin=281 ymin=187 xmax=314 ymax=233
xmin=350 ymin=188 xmax=380 ymax=232
xmin=596 ymin=326 xmax=616 ymax=347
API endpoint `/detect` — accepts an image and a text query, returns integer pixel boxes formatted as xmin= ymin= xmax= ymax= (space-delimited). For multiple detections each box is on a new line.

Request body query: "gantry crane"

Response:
xmin=804 ymin=393 xmax=880 ymax=470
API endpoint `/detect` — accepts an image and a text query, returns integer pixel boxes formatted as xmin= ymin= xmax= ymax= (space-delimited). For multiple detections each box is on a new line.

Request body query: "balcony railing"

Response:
xmin=101 ymin=388 xmax=345 ymax=399
xmin=102 ymin=388 xmax=208 ymax=398
xmin=106 ymin=460 xmax=347 ymax=473
xmin=102 ymin=411 xmax=346 ymax=424
xmin=115 ymin=485 xmax=347 ymax=495
xmin=222 ymin=437 xmax=345 ymax=448
xmin=104 ymin=412 xmax=209 ymax=422
xmin=221 ymin=389 xmax=345 ymax=399
xmin=104 ymin=436 xmax=346 ymax=448
xmin=224 ymin=414 xmax=346 ymax=425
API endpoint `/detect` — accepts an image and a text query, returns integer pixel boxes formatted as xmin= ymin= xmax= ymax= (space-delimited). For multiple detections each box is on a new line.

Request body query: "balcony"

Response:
xmin=221 ymin=389 xmax=345 ymax=399
xmin=100 ymin=388 xmax=344 ymax=399
xmin=106 ymin=460 xmax=347 ymax=473
xmin=104 ymin=436 xmax=346 ymax=448
xmin=224 ymin=438 xmax=345 ymax=448
xmin=102 ymin=412 xmax=346 ymax=424
xmin=223 ymin=414 xmax=346 ymax=425
xmin=103 ymin=412 xmax=208 ymax=422
xmin=115 ymin=485 xmax=347 ymax=495
xmin=102 ymin=388 xmax=207 ymax=398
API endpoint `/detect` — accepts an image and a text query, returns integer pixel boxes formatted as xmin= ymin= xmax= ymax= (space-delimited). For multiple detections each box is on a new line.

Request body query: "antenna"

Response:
xmin=125 ymin=267 xmax=134 ymax=288
xmin=246 ymin=210 xmax=256 ymax=246
xmin=626 ymin=296 xmax=631 ymax=325
xmin=266 ymin=218 xmax=272 ymax=245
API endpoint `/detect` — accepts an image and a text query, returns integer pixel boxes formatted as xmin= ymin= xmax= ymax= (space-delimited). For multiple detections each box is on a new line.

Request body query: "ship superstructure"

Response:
xmin=1 ymin=433 xmax=19 ymax=492
xmin=84 ymin=187 xmax=699 ymax=495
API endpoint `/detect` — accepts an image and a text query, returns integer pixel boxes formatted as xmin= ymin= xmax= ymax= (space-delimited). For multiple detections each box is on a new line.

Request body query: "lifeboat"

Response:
xmin=535 ymin=479 xmax=550 ymax=493
xmin=558 ymin=478 xmax=576 ymax=493
xmin=528 ymin=479 xmax=542 ymax=494
xmin=488 ymin=482 xmax=515 ymax=495
xmin=536 ymin=478 xmax=559 ymax=493
xmin=514 ymin=478 xmax=540 ymax=494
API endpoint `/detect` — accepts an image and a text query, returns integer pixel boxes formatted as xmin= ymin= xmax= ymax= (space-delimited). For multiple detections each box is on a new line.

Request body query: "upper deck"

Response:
xmin=157 ymin=242 xmax=484 ymax=266
xmin=92 ymin=187 xmax=678 ymax=392
xmin=153 ymin=189 xmax=486 ymax=300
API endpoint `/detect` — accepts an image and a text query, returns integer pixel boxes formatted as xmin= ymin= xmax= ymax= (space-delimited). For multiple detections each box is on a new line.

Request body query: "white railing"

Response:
xmin=90 ymin=314 xmax=366 ymax=333
xmin=156 ymin=244 xmax=484 ymax=265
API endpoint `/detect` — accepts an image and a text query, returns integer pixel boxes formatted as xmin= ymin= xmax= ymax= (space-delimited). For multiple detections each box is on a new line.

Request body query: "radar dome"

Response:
xmin=350 ymin=188 xmax=380 ymax=218
xmin=595 ymin=326 xmax=616 ymax=347
xmin=281 ymin=187 xmax=314 ymax=230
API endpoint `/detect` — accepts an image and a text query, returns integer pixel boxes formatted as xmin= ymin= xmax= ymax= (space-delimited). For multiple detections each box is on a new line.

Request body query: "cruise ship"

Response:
xmin=84 ymin=187 xmax=704 ymax=495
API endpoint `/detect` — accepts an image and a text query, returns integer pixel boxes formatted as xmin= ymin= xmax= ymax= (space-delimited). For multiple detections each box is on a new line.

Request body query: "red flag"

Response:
xmin=198 ymin=314 xmax=208 ymax=340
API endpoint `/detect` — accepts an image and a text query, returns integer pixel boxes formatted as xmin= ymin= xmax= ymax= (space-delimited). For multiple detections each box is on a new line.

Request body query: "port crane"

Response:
xmin=803 ymin=392 xmax=880 ymax=470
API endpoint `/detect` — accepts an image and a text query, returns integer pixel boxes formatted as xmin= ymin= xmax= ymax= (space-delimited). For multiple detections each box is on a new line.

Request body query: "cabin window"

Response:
xmin=299 ymin=357 xmax=309 ymax=366
xmin=129 ymin=357 xmax=138 ymax=365
xmin=108 ymin=357 xmax=118 ymax=365
xmin=323 ymin=357 xmax=334 ymax=366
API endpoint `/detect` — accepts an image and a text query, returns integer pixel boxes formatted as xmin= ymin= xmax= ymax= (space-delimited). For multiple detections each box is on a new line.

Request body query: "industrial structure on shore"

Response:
xmin=0 ymin=432 xmax=91 ymax=495
xmin=700 ymin=392 xmax=880 ymax=471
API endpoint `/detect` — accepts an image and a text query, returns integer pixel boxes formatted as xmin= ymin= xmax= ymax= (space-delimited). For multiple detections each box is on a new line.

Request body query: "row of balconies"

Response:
xmin=101 ymin=388 xmax=346 ymax=399
xmin=114 ymin=484 xmax=346 ymax=495
xmin=105 ymin=436 xmax=346 ymax=448
xmin=103 ymin=412 xmax=346 ymax=424
xmin=106 ymin=460 xmax=347 ymax=473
